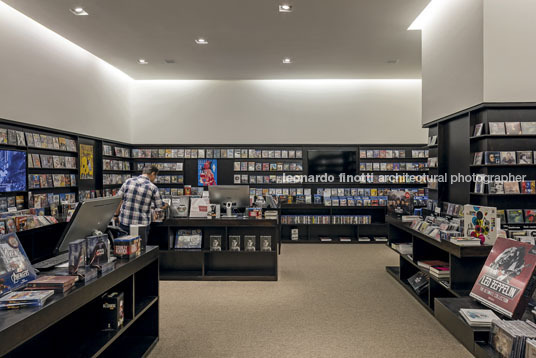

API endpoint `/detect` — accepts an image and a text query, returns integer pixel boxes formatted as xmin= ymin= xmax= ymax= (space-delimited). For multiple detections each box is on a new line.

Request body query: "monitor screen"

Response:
xmin=0 ymin=150 xmax=27 ymax=192
xmin=307 ymin=150 xmax=357 ymax=177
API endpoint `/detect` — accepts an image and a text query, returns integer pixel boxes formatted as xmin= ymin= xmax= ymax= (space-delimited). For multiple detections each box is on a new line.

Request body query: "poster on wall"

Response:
xmin=198 ymin=159 xmax=217 ymax=186
xmin=79 ymin=144 xmax=94 ymax=180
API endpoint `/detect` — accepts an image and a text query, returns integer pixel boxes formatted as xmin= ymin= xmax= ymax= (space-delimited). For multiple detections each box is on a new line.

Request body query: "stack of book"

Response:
xmin=26 ymin=276 xmax=78 ymax=293
xmin=459 ymin=308 xmax=499 ymax=328
xmin=319 ymin=236 xmax=332 ymax=242
xmin=358 ymin=237 xmax=371 ymax=242
xmin=0 ymin=290 xmax=54 ymax=310
xmin=450 ymin=236 xmax=481 ymax=246
xmin=417 ymin=260 xmax=448 ymax=270
xmin=374 ymin=236 xmax=388 ymax=242
xmin=430 ymin=265 xmax=450 ymax=280
xmin=339 ymin=236 xmax=352 ymax=242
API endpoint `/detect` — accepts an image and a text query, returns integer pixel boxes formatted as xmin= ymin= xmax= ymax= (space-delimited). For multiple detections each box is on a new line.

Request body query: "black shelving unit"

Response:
xmin=386 ymin=216 xmax=491 ymax=311
xmin=279 ymin=204 xmax=388 ymax=243
xmin=424 ymin=103 xmax=536 ymax=210
xmin=151 ymin=218 xmax=279 ymax=281
xmin=0 ymin=246 xmax=159 ymax=357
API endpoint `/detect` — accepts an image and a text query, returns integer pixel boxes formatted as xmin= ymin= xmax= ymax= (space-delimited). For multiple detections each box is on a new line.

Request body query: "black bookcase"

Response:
xmin=0 ymin=246 xmax=159 ymax=357
xmin=424 ymin=103 xmax=536 ymax=210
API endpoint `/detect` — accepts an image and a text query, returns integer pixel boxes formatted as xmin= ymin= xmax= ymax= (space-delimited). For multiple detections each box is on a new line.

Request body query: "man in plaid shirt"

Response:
xmin=115 ymin=165 xmax=168 ymax=233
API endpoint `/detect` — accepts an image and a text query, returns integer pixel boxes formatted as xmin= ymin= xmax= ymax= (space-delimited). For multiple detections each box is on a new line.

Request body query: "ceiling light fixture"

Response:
xmin=279 ymin=4 xmax=293 ymax=13
xmin=137 ymin=58 xmax=148 ymax=65
xmin=69 ymin=7 xmax=88 ymax=16
xmin=408 ymin=0 xmax=442 ymax=30
xmin=195 ymin=38 xmax=208 ymax=45
xmin=387 ymin=59 xmax=399 ymax=64
xmin=282 ymin=58 xmax=292 ymax=64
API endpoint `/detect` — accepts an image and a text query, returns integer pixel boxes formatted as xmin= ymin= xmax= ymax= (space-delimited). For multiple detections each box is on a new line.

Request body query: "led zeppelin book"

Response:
xmin=0 ymin=233 xmax=37 ymax=296
xmin=470 ymin=237 xmax=536 ymax=318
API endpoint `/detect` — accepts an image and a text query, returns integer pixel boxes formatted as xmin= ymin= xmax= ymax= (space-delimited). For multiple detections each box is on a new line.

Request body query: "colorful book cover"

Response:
xmin=198 ymin=160 xmax=217 ymax=186
xmin=470 ymin=237 xmax=536 ymax=318
xmin=463 ymin=205 xmax=497 ymax=245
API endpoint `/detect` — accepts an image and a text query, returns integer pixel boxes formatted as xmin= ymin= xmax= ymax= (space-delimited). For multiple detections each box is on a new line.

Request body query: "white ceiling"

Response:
xmin=4 ymin=0 xmax=428 ymax=80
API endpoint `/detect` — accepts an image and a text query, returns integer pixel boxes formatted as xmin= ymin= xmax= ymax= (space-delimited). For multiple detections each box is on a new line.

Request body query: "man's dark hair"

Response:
xmin=142 ymin=165 xmax=159 ymax=175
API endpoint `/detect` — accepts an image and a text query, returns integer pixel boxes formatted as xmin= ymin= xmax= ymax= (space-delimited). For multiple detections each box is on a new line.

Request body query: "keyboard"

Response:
xmin=34 ymin=253 xmax=70 ymax=270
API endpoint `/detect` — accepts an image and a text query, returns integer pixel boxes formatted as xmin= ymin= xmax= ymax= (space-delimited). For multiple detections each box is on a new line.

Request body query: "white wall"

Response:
xmin=421 ymin=0 xmax=484 ymax=124
xmin=130 ymin=79 xmax=425 ymax=144
xmin=0 ymin=1 xmax=425 ymax=145
xmin=483 ymin=0 xmax=536 ymax=102
xmin=0 ymin=2 xmax=132 ymax=143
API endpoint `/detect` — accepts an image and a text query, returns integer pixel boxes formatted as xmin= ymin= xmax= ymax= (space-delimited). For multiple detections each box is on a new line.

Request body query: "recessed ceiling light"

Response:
xmin=387 ymin=59 xmax=399 ymax=64
xmin=279 ymin=4 xmax=293 ymax=12
xmin=137 ymin=59 xmax=148 ymax=65
xmin=195 ymin=38 xmax=208 ymax=45
xmin=282 ymin=58 xmax=292 ymax=64
xmin=69 ymin=7 xmax=88 ymax=16
xmin=164 ymin=59 xmax=176 ymax=64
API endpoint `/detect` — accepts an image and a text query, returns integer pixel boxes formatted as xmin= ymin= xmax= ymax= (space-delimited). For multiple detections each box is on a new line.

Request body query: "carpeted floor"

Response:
xmin=150 ymin=245 xmax=472 ymax=358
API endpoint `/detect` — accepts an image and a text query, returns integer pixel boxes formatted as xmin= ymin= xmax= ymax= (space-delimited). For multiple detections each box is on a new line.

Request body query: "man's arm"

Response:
xmin=153 ymin=188 xmax=168 ymax=210
xmin=115 ymin=200 xmax=123 ymax=217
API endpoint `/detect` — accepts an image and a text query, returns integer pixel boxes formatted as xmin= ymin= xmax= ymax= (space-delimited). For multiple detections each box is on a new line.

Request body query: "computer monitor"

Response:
xmin=208 ymin=185 xmax=250 ymax=217
xmin=55 ymin=196 xmax=122 ymax=254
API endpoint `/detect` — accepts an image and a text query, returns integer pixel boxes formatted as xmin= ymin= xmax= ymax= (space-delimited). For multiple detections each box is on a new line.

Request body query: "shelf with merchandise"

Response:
xmin=28 ymin=167 xmax=78 ymax=171
xmin=102 ymin=170 xmax=135 ymax=174
xmin=470 ymin=192 xmax=536 ymax=196
xmin=470 ymin=164 xmax=536 ymax=168
xmin=359 ymin=157 xmax=429 ymax=161
xmin=385 ymin=266 xmax=432 ymax=313
xmin=359 ymin=170 xmax=429 ymax=174
xmin=27 ymin=147 xmax=77 ymax=154
xmin=470 ymin=134 xmax=536 ymax=140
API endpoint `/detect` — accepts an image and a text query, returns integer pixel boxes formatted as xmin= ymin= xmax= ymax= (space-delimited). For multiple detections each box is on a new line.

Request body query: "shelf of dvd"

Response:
xmin=0 ymin=246 xmax=159 ymax=357
xmin=151 ymin=218 xmax=279 ymax=281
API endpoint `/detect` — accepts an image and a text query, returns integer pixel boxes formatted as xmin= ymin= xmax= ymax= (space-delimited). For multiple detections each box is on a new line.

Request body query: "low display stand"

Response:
xmin=385 ymin=216 xmax=492 ymax=311
xmin=151 ymin=218 xmax=279 ymax=281
xmin=0 ymin=246 xmax=159 ymax=357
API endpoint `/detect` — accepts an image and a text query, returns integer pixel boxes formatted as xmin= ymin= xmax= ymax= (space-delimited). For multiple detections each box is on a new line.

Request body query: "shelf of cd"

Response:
xmin=470 ymin=192 xmax=536 ymax=196
xmin=470 ymin=134 xmax=536 ymax=140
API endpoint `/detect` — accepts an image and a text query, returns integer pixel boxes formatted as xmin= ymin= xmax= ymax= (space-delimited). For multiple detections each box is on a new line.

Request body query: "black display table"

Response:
xmin=0 ymin=246 xmax=159 ymax=357
xmin=151 ymin=218 xmax=279 ymax=281
xmin=385 ymin=216 xmax=492 ymax=311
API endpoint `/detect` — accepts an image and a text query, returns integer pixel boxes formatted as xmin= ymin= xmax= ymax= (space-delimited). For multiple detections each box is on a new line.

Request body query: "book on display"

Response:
xmin=470 ymin=237 xmax=536 ymax=318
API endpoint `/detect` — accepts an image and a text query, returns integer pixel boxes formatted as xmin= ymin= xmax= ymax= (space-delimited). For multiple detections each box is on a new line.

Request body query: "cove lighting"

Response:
xmin=408 ymin=0 xmax=443 ymax=30
xmin=195 ymin=38 xmax=208 ymax=45
xmin=279 ymin=4 xmax=293 ymax=13
xmin=69 ymin=7 xmax=88 ymax=16
xmin=137 ymin=58 xmax=148 ymax=65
